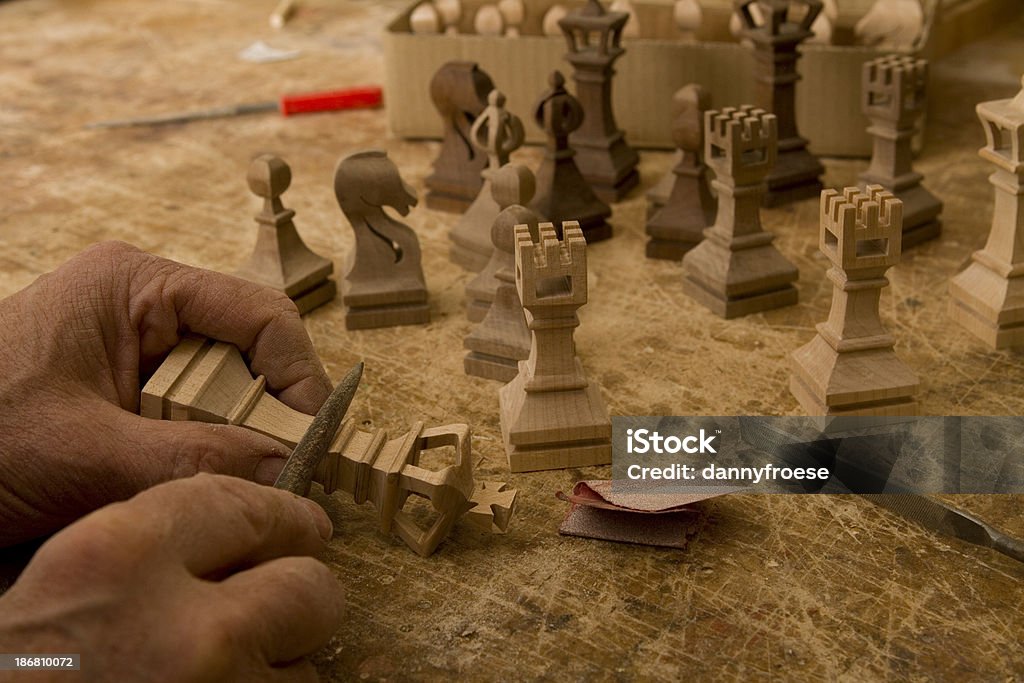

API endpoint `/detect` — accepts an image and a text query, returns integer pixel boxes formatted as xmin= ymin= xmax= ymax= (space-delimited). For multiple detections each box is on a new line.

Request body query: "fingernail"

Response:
xmin=255 ymin=457 xmax=286 ymax=485
xmin=302 ymin=499 xmax=333 ymax=541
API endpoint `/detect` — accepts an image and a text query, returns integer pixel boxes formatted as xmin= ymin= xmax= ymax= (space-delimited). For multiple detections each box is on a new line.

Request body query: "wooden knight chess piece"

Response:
xmin=791 ymin=186 xmax=918 ymax=416
xmin=530 ymin=70 xmax=612 ymax=243
xmin=646 ymin=84 xmax=716 ymax=260
xmin=425 ymin=61 xmax=495 ymax=213
xmin=235 ymin=154 xmax=336 ymax=315
xmin=334 ymin=150 xmax=430 ymax=330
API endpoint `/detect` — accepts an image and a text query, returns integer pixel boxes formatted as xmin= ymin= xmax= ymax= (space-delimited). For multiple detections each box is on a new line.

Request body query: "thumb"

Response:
xmin=113 ymin=410 xmax=291 ymax=487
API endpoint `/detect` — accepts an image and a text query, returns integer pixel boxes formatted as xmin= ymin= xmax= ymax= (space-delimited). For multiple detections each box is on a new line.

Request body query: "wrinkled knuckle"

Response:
xmin=37 ymin=505 xmax=142 ymax=577
xmin=203 ymin=475 xmax=281 ymax=543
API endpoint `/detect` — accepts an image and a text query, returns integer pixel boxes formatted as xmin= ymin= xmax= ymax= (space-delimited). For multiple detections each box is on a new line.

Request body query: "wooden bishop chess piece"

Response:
xmin=466 ymin=163 xmax=539 ymax=323
xmin=859 ymin=55 xmax=942 ymax=248
xmin=141 ymin=336 xmax=517 ymax=556
xmin=682 ymin=105 xmax=798 ymax=317
xmin=735 ymin=0 xmax=825 ymax=207
xmin=235 ymin=154 xmax=336 ymax=315
xmin=449 ymin=89 xmax=525 ymax=272
xmin=499 ymin=222 xmax=612 ymax=472
xmin=559 ymin=0 xmax=640 ymax=203
xmin=464 ymin=165 xmax=539 ymax=381
xmin=530 ymin=70 xmax=612 ymax=243
xmin=791 ymin=186 xmax=919 ymax=416
xmin=425 ymin=62 xmax=495 ymax=213
xmin=334 ymin=150 xmax=430 ymax=330
xmin=949 ymin=76 xmax=1024 ymax=349
xmin=646 ymin=84 xmax=716 ymax=260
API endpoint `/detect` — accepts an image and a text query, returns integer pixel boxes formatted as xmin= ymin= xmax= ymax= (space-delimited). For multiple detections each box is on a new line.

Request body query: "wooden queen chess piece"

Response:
xmin=682 ymin=106 xmax=798 ymax=318
xmin=559 ymin=0 xmax=640 ymax=203
xmin=449 ymin=89 xmax=525 ymax=271
xmin=334 ymin=150 xmax=430 ymax=330
xmin=949 ymin=76 xmax=1024 ymax=349
xmin=235 ymin=154 xmax=336 ymax=315
xmin=425 ymin=61 xmax=496 ymax=213
xmin=735 ymin=0 xmax=825 ymax=207
xmin=791 ymin=186 xmax=918 ymax=416
xmin=646 ymin=84 xmax=716 ymax=260
xmin=499 ymin=222 xmax=612 ymax=472
xmin=530 ymin=70 xmax=612 ymax=243
xmin=859 ymin=54 xmax=942 ymax=248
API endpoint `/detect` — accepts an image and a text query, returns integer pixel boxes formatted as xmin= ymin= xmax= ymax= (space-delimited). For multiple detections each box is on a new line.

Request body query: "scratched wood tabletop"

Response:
xmin=1 ymin=1 xmax=1023 ymax=680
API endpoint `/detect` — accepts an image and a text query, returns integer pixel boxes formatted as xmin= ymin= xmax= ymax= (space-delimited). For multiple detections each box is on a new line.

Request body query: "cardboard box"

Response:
xmin=383 ymin=0 xmax=1019 ymax=157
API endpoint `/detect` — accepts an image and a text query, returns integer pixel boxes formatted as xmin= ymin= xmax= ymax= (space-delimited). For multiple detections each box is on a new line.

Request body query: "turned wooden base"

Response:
xmin=425 ymin=190 xmax=476 ymax=214
xmin=345 ymin=301 xmax=430 ymax=330
xmin=764 ymin=144 xmax=824 ymax=208
xmin=464 ymin=351 xmax=519 ymax=382
xmin=949 ymin=263 xmax=1024 ymax=349
xmin=683 ymin=238 xmax=799 ymax=318
xmin=646 ymin=238 xmax=699 ymax=261
xmin=588 ymin=169 xmax=639 ymax=205
xmin=292 ymin=280 xmax=337 ymax=315
xmin=902 ymin=219 xmax=942 ymax=249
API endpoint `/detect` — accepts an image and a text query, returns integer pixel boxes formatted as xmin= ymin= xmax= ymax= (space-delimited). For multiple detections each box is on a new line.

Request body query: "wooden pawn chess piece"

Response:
xmin=334 ymin=150 xmax=430 ymax=330
xmin=466 ymin=163 xmax=538 ymax=322
xmin=949 ymin=76 xmax=1024 ymax=349
xmin=425 ymin=62 xmax=495 ymax=213
xmin=559 ymin=0 xmax=640 ymax=203
xmin=682 ymin=106 xmax=798 ymax=317
xmin=859 ymin=54 xmax=942 ymax=248
xmin=464 ymin=166 xmax=539 ymax=380
xmin=791 ymin=186 xmax=918 ymax=416
xmin=529 ymin=70 xmax=612 ymax=243
xmin=735 ymin=0 xmax=825 ymax=207
xmin=235 ymin=154 xmax=336 ymax=315
xmin=645 ymin=84 xmax=716 ymax=260
xmin=449 ymin=89 xmax=525 ymax=271
xmin=498 ymin=222 xmax=612 ymax=472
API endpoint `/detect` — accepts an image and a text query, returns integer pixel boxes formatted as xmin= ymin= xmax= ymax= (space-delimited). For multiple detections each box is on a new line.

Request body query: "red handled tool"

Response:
xmin=86 ymin=85 xmax=383 ymax=129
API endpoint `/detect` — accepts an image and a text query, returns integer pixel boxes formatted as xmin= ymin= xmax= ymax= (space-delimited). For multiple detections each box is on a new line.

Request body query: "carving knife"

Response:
xmin=866 ymin=494 xmax=1024 ymax=565
xmin=274 ymin=362 xmax=364 ymax=496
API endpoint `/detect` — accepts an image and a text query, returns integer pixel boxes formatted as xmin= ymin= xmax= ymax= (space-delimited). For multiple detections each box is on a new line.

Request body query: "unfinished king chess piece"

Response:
xmin=559 ymin=0 xmax=640 ymax=203
xmin=449 ymin=89 xmax=525 ymax=271
xmin=791 ymin=186 xmax=918 ymax=416
xmin=646 ymin=84 xmax=716 ymax=260
xmin=425 ymin=61 xmax=496 ymax=213
xmin=499 ymin=222 xmax=612 ymax=472
xmin=736 ymin=0 xmax=825 ymax=207
xmin=859 ymin=54 xmax=942 ymax=247
xmin=235 ymin=155 xmax=336 ymax=315
xmin=464 ymin=165 xmax=538 ymax=381
xmin=530 ymin=70 xmax=612 ymax=243
xmin=682 ymin=106 xmax=798 ymax=317
xmin=949 ymin=77 xmax=1024 ymax=349
xmin=334 ymin=150 xmax=430 ymax=330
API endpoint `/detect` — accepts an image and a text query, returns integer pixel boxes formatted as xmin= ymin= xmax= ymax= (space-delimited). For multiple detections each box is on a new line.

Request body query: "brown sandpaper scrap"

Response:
xmin=556 ymin=480 xmax=730 ymax=549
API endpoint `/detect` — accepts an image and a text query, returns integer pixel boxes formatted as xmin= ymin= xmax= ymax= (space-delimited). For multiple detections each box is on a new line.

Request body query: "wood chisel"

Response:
xmin=86 ymin=85 xmax=383 ymax=129
xmin=274 ymin=361 xmax=364 ymax=496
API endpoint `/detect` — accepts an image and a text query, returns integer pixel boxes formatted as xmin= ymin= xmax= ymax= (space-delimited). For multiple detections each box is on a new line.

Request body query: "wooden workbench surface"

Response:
xmin=1 ymin=1 xmax=1022 ymax=679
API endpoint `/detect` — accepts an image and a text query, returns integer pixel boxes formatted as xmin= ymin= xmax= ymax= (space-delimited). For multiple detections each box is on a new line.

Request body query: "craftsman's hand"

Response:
xmin=0 ymin=475 xmax=345 ymax=682
xmin=0 ymin=241 xmax=333 ymax=546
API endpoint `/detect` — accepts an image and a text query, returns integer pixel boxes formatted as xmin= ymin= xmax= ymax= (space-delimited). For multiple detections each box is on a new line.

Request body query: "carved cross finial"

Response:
xmin=470 ymin=89 xmax=525 ymax=170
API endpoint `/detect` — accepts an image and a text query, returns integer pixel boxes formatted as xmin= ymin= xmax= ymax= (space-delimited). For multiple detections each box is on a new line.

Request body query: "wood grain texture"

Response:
xmin=1 ymin=1 xmax=1023 ymax=679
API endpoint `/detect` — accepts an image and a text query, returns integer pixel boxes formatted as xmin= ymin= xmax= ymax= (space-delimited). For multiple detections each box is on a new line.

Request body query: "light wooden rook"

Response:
xmin=949 ymin=77 xmax=1024 ymax=348
xmin=235 ymin=155 xmax=336 ymax=315
xmin=682 ymin=106 xmax=798 ymax=317
xmin=791 ymin=186 xmax=919 ymax=416
xmin=499 ymin=222 xmax=612 ymax=472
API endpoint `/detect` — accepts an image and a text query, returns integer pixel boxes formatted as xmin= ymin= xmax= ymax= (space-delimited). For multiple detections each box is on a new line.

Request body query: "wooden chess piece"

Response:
xmin=498 ymin=0 xmax=525 ymax=36
xmin=543 ymin=4 xmax=568 ymax=35
xmin=449 ymin=89 xmax=526 ymax=271
xmin=499 ymin=222 xmax=612 ymax=472
xmin=425 ymin=62 xmax=495 ymax=213
xmin=466 ymin=163 xmax=538 ymax=322
xmin=530 ymin=70 xmax=612 ymax=243
xmin=436 ymin=0 xmax=463 ymax=34
xmin=559 ymin=0 xmax=640 ymax=203
xmin=682 ymin=106 xmax=798 ymax=317
xmin=474 ymin=4 xmax=504 ymax=35
xmin=610 ymin=0 xmax=640 ymax=38
xmin=235 ymin=154 xmax=336 ymax=315
xmin=334 ymin=150 xmax=430 ymax=330
xmin=791 ymin=186 xmax=918 ymax=416
xmin=142 ymin=336 xmax=517 ymax=556
xmin=646 ymin=84 xmax=715 ymax=260
xmin=464 ymin=166 xmax=539 ymax=380
xmin=949 ymin=77 xmax=1024 ymax=349
xmin=855 ymin=0 xmax=924 ymax=50
xmin=674 ymin=0 xmax=703 ymax=40
xmin=410 ymin=1 xmax=442 ymax=34
xmin=736 ymin=0 xmax=825 ymax=207
xmin=859 ymin=55 xmax=942 ymax=248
